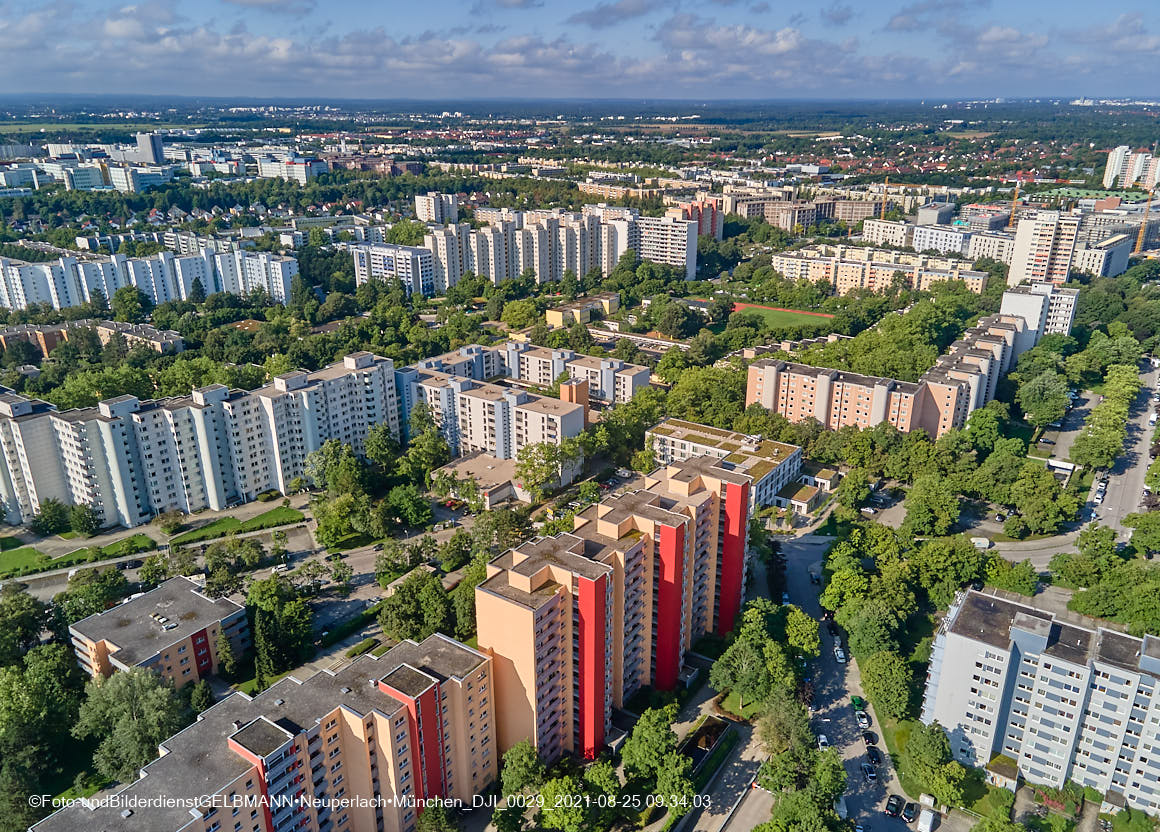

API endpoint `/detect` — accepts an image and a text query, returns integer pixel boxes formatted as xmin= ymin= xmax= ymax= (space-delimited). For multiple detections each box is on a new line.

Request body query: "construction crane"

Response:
xmin=1008 ymin=180 xmax=1021 ymax=230
xmin=1135 ymin=187 xmax=1155 ymax=255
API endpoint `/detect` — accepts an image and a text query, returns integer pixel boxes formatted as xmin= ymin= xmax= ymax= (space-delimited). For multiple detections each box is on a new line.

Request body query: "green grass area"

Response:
xmin=170 ymin=506 xmax=304 ymax=545
xmin=346 ymin=637 xmax=379 ymax=658
xmin=326 ymin=531 xmax=375 ymax=551
xmin=235 ymin=668 xmax=294 ymax=696
xmin=735 ymin=306 xmax=834 ymax=328
xmin=964 ymin=777 xmax=1015 ymax=820
xmin=880 ymin=717 xmax=924 ymax=799
xmin=0 ymin=545 xmax=47 ymax=576
xmin=0 ymin=536 xmax=22 ymax=551
xmin=58 ymin=530 xmax=81 ymax=540
xmin=102 ymin=533 xmax=156 ymax=557
xmin=720 ymin=690 xmax=764 ymax=721
xmin=464 ymin=635 xmax=479 ymax=649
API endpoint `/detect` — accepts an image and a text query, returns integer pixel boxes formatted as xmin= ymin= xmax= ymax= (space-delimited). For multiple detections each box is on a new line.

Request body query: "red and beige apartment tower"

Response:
xmin=477 ymin=456 xmax=750 ymax=761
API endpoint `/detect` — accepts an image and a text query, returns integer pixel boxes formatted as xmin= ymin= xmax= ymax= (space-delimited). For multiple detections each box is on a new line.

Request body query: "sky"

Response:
xmin=1 ymin=0 xmax=1158 ymax=101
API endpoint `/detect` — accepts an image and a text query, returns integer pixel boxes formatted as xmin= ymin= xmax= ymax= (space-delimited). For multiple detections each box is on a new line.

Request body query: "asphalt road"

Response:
xmin=720 ymin=534 xmax=899 ymax=832
xmin=1091 ymin=366 xmax=1158 ymax=537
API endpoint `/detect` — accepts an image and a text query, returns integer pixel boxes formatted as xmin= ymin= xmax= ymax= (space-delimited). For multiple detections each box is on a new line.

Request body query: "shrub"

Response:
xmin=345 ymin=637 xmax=379 ymax=658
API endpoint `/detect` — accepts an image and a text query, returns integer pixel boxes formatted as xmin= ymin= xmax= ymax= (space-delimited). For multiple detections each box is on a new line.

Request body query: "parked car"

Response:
xmin=851 ymin=695 xmax=866 ymax=709
xmin=861 ymin=763 xmax=877 ymax=782
xmin=817 ymin=734 xmax=830 ymax=750
xmin=860 ymin=507 xmax=877 ymax=515
xmin=902 ymin=802 xmax=919 ymax=823
xmin=834 ymin=647 xmax=847 ymax=663
xmin=866 ymin=745 xmax=883 ymax=766
xmin=994 ymin=512 xmax=1006 ymax=522
xmin=781 ymin=591 xmax=791 ymax=604
xmin=827 ymin=621 xmax=839 ymax=637
xmin=885 ymin=795 xmax=904 ymax=817
xmin=1038 ymin=437 xmax=1055 ymax=445
xmin=1094 ymin=492 xmax=1105 ymax=505
xmin=862 ymin=731 xmax=878 ymax=746
xmin=856 ymin=710 xmax=872 ymax=729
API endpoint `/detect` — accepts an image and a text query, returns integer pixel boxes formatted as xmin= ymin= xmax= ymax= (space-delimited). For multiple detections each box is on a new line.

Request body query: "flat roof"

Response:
xmin=70 ymin=577 xmax=244 ymax=668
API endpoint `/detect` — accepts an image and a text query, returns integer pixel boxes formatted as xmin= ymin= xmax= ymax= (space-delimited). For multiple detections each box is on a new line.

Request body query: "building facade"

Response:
xmin=1008 ymin=211 xmax=1081 ymax=287
xmin=922 ymin=589 xmax=1160 ymax=815
xmin=34 ymin=633 xmax=497 ymax=832
xmin=477 ymin=456 xmax=751 ymax=761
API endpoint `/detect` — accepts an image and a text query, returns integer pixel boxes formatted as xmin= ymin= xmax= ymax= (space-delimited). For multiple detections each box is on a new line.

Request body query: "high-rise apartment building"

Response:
xmin=256 ymin=156 xmax=328 ymax=184
xmin=70 ymin=577 xmax=250 ymax=689
xmin=498 ymin=342 xmax=650 ymax=404
xmin=350 ymin=242 xmax=435 ymax=297
xmin=33 ymin=633 xmax=497 ymax=832
xmin=107 ymin=165 xmax=174 ymax=193
xmin=214 ymin=250 xmax=299 ymax=303
xmin=1103 ymin=146 xmax=1160 ymax=189
xmin=1008 ymin=211 xmax=1081 ymax=286
xmin=862 ymin=218 xmax=915 ymax=248
xmin=477 ymin=456 xmax=751 ymax=761
xmin=999 ymin=283 xmax=1080 ymax=354
xmin=922 ymin=589 xmax=1160 ymax=814
xmin=912 ymin=224 xmax=973 ymax=256
xmin=415 ymin=191 xmax=459 ymax=224
xmin=666 ymin=196 xmax=725 ymax=240
xmin=0 ymin=352 xmax=400 ymax=528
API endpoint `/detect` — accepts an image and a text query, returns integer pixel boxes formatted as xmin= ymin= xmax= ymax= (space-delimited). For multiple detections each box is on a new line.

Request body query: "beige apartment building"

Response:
xmin=1008 ymin=211 xmax=1081 ymax=286
xmin=35 ymin=633 xmax=496 ymax=832
xmin=544 ymin=291 xmax=620 ymax=328
xmin=862 ymin=218 xmax=914 ymax=247
xmin=498 ymin=341 xmax=650 ymax=405
xmin=770 ymin=245 xmax=988 ymax=295
xmin=70 ymin=577 xmax=250 ymax=689
xmin=477 ymin=456 xmax=752 ymax=762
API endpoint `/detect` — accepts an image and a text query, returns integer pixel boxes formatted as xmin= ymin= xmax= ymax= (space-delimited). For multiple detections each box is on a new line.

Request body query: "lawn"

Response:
xmin=880 ymin=717 xmax=924 ymax=799
xmin=0 ymin=545 xmax=47 ymax=576
xmin=964 ymin=776 xmax=1015 ymax=819
xmin=720 ymin=690 xmax=764 ymax=721
xmin=235 ymin=667 xmax=295 ymax=696
xmin=170 ymin=506 xmax=304 ymax=545
xmin=732 ymin=304 xmax=835 ymax=328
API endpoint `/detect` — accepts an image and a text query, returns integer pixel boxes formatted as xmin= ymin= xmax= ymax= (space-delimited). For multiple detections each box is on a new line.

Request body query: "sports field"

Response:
xmin=729 ymin=303 xmax=834 ymax=328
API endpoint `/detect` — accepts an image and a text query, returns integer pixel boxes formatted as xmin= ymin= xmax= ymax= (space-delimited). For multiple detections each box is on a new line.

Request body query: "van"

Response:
xmin=970 ymin=537 xmax=992 ymax=550
xmin=917 ymin=808 xmax=937 ymax=832
xmin=833 ymin=796 xmax=848 ymax=820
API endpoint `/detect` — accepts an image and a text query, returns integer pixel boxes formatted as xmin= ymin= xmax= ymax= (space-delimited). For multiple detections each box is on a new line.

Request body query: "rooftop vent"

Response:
xmin=273 ymin=698 xmax=284 ymax=706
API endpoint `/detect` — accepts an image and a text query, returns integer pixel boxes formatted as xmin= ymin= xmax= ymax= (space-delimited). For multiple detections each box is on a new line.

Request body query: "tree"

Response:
xmin=860 ymin=651 xmax=912 ymax=719
xmin=189 ymin=679 xmax=214 ymax=713
xmin=654 ymin=752 xmax=695 ymax=817
xmin=387 ymin=484 xmax=433 ymax=528
xmin=710 ymin=637 xmax=771 ymax=711
xmin=631 ymin=448 xmax=656 ymax=473
xmin=156 ymin=509 xmax=185 ymax=535
xmin=621 ymin=704 xmax=679 ymax=783
xmin=0 ymin=643 xmax=83 ymax=752
xmin=215 ymin=629 xmax=237 ymax=680
xmin=984 ymin=557 xmax=1038 ymax=596
xmin=0 ymin=587 xmax=48 ymax=667
xmin=757 ymin=697 xmax=812 ymax=756
xmin=137 ymin=552 xmax=169 ymax=589
xmin=73 ymin=668 xmax=187 ymax=784
xmin=903 ymin=475 xmax=960 ymax=536
xmin=500 ymin=739 xmax=545 ymax=796
xmin=901 ymin=721 xmax=967 ymax=807
xmin=364 ymin=423 xmax=400 ymax=479
xmin=68 ymin=503 xmax=101 ymax=537
xmin=54 ymin=568 xmax=130 ymax=625
xmin=834 ymin=467 xmax=871 ymax=511
xmin=111 ymin=286 xmax=153 ymax=323
xmin=378 ymin=569 xmax=451 ymax=641
xmin=514 ymin=442 xmax=566 ymax=501
xmin=1016 ymin=370 xmax=1070 ymax=427
xmin=416 ymin=803 xmax=459 ymax=832
xmin=783 ymin=606 xmax=820 ymax=659
xmin=30 ymin=497 xmax=70 ymax=536
xmin=538 ymin=775 xmax=586 ymax=832
xmin=330 ymin=558 xmax=354 ymax=591
xmin=1125 ymin=512 xmax=1160 ymax=557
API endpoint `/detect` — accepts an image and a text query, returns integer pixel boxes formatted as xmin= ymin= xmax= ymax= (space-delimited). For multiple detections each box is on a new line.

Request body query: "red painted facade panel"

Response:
xmin=716 ymin=480 xmax=750 ymax=636
xmin=577 ymin=575 xmax=607 ymax=759
xmin=379 ymin=678 xmax=446 ymax=801
xmin=655 ymin=523 xmax=685 ymax=691
xmin=192 ymin=627 xmax=213 ymax=679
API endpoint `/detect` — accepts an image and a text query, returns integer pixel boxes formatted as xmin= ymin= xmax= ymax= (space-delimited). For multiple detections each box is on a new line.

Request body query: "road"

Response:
xmin=1047 ymin=390 xmax=1094 ymax=462
xmin=1091 ymin=365 xmax=1158 ymax=537
xmin=717 ymin=534 xmax=899 ymax=832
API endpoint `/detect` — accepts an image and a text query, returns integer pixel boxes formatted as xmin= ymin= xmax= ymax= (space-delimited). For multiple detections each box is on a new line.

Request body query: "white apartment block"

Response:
xmin=107 ymin=165 xmax=174 ymax=193
xmin=923 ymin=589 xmax=1160 ymax=815
xmin=0 ymin=353 xmax=400 ymax=529
xmin=1103 ymin=146 xmax=1160 ymax=189
xmin=256 ymin=156 xmax=328 ymax=184
xmin=1008 ymin=211 xmax=1081 ymax=287
xmin=967 ymin=231 xmax=1015 ymax=264
xmin=213 ymin=250 xmax=298 ymax=303
xmin=912 ymin=224 xmax=973 ymax=256
xmin=424 ymin=224 xmax=472 ymax=292
xmin=497 ymin=342 xmax=650 ymax=404
xmin=0 ymin=248 xmax=295 ymax=311
xmin=400 ymin=368 xmax=583 ymax=461
xmin=634 ymin=215 xmax=697 ymax=281
xmin=350 ymin=242 xmax=435 ymax=297
xmin=415 ymin=191 xmax=458 ymax=224
xmin=862 ymin=218 xmax=914 ymax=248
xmin=999 ymin=283 xmax=1079 ymax=356
xmin=769 ymin=245 xmax=988 ymax=296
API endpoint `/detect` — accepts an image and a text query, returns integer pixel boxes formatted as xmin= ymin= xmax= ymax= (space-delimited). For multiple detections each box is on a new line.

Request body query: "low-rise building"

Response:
xmin=69 ymin=577 xmax=249 ymax=689
xmin=545 ymin=292 xmax=620 ymax=328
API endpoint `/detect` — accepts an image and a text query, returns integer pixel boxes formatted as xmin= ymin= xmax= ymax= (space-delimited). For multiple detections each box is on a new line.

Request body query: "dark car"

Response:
xmin=885 ymin=795 xmax=904 ymax=817
xmin=902 ymin=802 xmax=918 ymax=823
xmin=861 ymin=763 xmax=877 ymax=783
xmin=123 ymin=559 xmax=144 ymax=569
xmin=856 ymin=710 xmax=872 ymax=729
xmin=866 ymin=745 xmax=883 ymax=766
xmin=827 ymin=621 xmax=839 ymax=636
xmin=862 ymin=730 xmax=878 ymax=746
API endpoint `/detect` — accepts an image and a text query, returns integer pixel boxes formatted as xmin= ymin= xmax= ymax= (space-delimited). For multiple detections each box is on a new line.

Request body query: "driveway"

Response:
xmin=1051 ymin=390 xmax=1094 ymax=462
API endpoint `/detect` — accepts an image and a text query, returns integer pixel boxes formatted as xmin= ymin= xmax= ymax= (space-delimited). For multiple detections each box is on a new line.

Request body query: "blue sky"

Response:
xmin=1 ymin=0 xmax=1157 ymax=99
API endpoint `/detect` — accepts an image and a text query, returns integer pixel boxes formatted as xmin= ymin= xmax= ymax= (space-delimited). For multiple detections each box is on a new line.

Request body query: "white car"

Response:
xmin=1094 ymin=492 xmax=1105 ymax=506
xmin=817 ymin=734 xmax=830 ymax=750
xmin=834 ymin=647 xmax=848 ymax=664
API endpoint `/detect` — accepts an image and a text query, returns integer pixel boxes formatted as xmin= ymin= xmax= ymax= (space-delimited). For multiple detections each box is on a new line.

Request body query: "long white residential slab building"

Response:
xmin=0 ymin=249 xmax=298 ymax=310
xmin=922 ymin=589 xmax=1160 ymax=815
xmin=0 ymin=342 xmax=639 ymax=530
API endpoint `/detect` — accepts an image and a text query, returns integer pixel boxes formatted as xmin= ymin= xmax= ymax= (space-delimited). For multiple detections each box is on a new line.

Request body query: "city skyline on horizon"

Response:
xmin=1 ymin=0 xmax=1158 ymax=100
